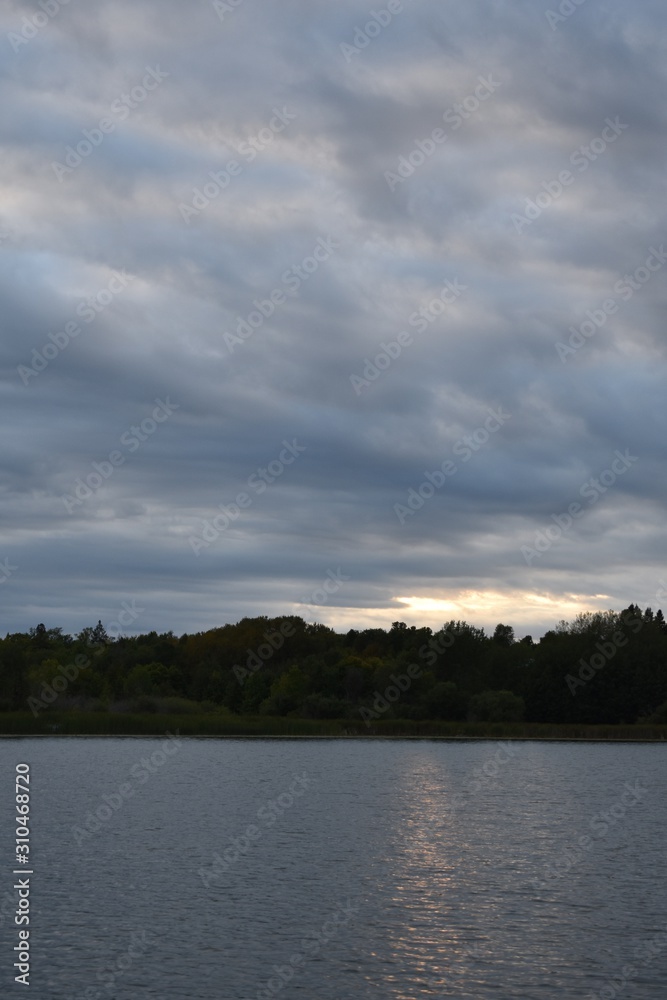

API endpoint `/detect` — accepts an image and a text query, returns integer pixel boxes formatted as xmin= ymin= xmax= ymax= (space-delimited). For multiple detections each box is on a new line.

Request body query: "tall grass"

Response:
xmin=1 ymin=712 xmax=666 ymax=740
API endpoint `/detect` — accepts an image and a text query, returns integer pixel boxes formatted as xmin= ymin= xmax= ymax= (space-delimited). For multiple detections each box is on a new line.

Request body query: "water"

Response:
xmin=1 ymin=737 xmax=666 ymax=998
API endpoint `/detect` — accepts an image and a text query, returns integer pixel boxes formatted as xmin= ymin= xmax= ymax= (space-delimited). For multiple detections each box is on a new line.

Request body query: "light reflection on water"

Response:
xmin=0 ymin=737 xmax=665 ymax=999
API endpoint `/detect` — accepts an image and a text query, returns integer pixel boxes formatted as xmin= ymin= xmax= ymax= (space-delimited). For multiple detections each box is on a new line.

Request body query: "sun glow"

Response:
xmin=297 ymin=589 xmax=615 ymax=638
xmin=395 ymin=597 xmax=460 ymax=614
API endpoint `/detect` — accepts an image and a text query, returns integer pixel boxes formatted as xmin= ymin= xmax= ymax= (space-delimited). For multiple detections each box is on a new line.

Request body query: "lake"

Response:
xmin=1 ymin=737 xmax=665 ymax=998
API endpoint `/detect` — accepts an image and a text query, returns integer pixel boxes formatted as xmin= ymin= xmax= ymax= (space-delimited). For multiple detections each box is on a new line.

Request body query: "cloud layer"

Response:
xmin=2 ymin=0 xmax=666 ymax=638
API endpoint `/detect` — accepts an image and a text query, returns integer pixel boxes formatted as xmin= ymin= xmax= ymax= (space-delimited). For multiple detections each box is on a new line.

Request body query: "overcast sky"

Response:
xmin=2 ymin=0 xmax=666 ymax=640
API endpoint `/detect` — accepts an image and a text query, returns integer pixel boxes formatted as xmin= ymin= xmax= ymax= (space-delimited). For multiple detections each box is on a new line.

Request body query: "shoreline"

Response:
xmin=2 ymin=735 xmax=666 ymax=743
xmin=1 ymin=712 xmax=666 ymax=741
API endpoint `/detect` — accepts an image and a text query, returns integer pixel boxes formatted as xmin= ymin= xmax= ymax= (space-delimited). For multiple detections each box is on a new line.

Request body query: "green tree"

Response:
xmin=469 ymin=689 xmax=525 ymax=722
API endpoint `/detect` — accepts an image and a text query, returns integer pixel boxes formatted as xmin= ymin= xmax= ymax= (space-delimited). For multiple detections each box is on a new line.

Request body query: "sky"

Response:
xmin=1 ymin=0 xmax=666 ymax=640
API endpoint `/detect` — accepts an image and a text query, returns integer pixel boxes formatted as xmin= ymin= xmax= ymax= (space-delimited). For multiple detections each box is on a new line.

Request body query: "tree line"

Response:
xmin=1 ymin=605 xmax=666 ymax=724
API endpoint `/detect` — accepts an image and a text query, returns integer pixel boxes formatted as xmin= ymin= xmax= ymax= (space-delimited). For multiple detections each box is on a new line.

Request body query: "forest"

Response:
xmin=1 ymin=604 xmax=667 ymax=727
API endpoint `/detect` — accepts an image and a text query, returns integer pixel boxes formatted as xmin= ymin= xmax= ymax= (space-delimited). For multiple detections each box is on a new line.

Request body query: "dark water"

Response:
xmin=1 ymin=737 xmax=666 ymax=998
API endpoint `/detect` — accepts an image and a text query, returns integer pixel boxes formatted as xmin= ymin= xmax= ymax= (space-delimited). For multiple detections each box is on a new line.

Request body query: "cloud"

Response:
xmin=1 ymin=0 xmax=666 ymax=639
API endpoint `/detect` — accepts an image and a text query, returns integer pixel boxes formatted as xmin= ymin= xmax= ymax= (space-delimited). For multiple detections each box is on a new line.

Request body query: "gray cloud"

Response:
xmin=1 ymin=0 xmax=666 ymax=639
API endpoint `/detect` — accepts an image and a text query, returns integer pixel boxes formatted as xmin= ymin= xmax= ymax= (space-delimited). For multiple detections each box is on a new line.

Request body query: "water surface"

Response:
xmin=1 ymin=737 xmax=665 ymax=998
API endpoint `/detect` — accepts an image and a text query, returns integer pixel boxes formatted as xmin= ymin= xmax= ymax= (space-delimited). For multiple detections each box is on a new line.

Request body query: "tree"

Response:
xmin=493 ymin=624 xmax=515 ymax=646
xmin=646 ymin=699 xmax=667 ymax=724
xmin=0 ymin=642 xmax=29 ymax=710
xmin=78 ymin=620 xmax=110 ymax=650
xmin=260 ymin=665 xmax=307 ymax=715
xmin=421 ymin=681 xmax=466 ymax=720
xmin=469 ymin=689 xmax=525 ymax=723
